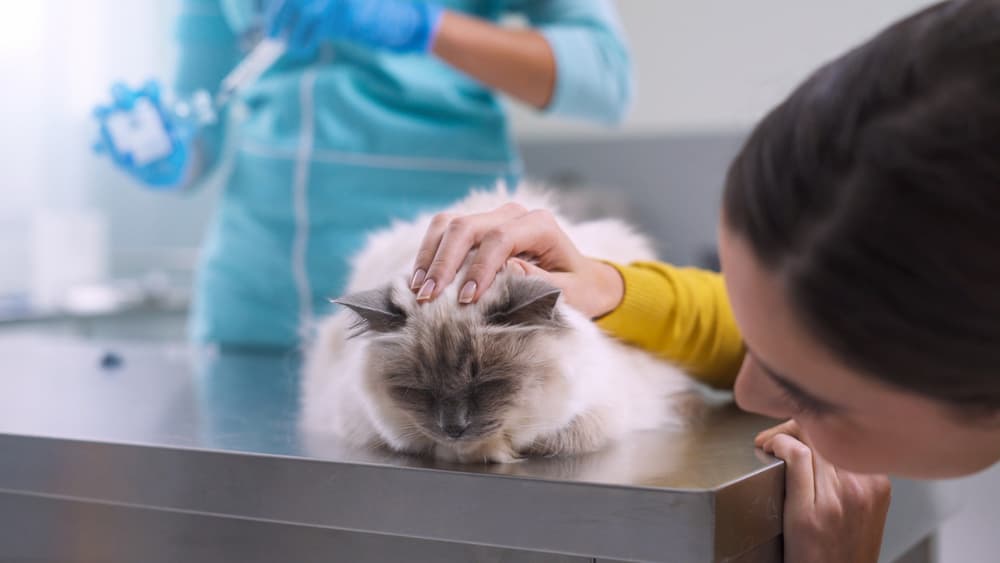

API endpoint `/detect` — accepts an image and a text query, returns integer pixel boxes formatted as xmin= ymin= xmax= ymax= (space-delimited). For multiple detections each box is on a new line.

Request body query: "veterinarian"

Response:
xmin=411 ymin=0 xmax=1000 ymax=560
xmin=94 ymin=0 xmax=632 ymax=347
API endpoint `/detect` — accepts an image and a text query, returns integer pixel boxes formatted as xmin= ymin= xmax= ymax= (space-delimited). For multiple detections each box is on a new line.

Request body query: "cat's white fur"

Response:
xmin=302 ymin=184 xmax=697 ymax=463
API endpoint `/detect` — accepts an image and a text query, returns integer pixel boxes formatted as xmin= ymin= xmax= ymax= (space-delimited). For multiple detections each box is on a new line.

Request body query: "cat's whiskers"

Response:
xmin=392 ymin=421 xmax=435 ymax=442
xmin=303 ymin=185 xmax=697 ymax=464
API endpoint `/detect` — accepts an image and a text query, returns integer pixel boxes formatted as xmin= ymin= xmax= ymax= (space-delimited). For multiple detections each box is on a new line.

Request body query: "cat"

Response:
xmin=301 ymin=184 xmax=699 ymax=463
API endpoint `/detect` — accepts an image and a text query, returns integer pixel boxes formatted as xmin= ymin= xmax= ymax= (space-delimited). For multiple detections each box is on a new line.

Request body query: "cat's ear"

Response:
xmin=487 ymin=278 xmax=566 ymax=328
xmin=333 ymin=285 xmax=407 ymax=334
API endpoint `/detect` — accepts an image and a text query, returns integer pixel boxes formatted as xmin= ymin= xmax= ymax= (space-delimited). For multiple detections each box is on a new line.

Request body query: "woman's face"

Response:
xmin=719 ymin=224 xmax=1000 ymax=478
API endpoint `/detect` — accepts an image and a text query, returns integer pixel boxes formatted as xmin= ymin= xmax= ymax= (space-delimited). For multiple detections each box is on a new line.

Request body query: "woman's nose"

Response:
xmin=733 ymin=357 xmax=756 ymax=411
xmin=734 ymin=356 xmax=791 ymax=419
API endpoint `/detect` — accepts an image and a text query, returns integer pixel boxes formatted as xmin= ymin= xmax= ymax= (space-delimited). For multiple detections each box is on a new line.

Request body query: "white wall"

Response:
xmin=512 ymin=0 xmax=940 ymax=138
xmin=0 ymin=1 xmax=178 ymax=294
xmin=0 ymin=1 xmax=944 ymax=295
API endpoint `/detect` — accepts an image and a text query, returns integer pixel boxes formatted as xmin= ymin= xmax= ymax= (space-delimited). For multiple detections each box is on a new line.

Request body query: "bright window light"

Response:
xmin=0 ymin=3 xmax=45 ymax=58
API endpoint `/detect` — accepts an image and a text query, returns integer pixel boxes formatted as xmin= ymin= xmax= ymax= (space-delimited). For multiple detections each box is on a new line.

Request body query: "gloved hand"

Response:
xmin=266 ymin=0 xmax=444 ymax=55
xmin=92 ymin=80 xmax=196 ymax=189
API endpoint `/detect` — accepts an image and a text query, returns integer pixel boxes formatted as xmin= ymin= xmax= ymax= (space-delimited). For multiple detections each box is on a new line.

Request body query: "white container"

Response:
xmin=30 ymin=209 xmax=109 ymax=310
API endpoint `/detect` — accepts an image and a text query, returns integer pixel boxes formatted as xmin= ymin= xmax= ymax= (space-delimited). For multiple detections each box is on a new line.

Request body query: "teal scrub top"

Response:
xmin=176 ymin=0 xmax=632 ymax=347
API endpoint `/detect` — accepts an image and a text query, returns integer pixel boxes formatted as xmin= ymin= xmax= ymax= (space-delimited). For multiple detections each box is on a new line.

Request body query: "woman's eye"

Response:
xmin=780 ymin=388 xmax=833 ymax=417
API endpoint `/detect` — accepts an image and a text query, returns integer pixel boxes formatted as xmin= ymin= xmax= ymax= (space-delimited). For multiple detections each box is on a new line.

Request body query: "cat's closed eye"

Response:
xmin=389 ymin=386 xmax=435 ymax=407
xmin=471 ymin=378 xmax=515 ymax=406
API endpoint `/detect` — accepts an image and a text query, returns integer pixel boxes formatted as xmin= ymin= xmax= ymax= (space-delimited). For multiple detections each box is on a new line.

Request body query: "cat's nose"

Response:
xmin=442 ymin=422 xmax=470 ymax=439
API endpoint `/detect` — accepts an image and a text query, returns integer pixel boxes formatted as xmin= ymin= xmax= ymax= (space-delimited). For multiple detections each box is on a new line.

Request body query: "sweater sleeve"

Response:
xmin=174 ymin=0 xmax=241 ymax=185
xmin=596 ymin=261 xmax=745 ymax=389
xmin=507 ymin=0 xmax=633 ymax=124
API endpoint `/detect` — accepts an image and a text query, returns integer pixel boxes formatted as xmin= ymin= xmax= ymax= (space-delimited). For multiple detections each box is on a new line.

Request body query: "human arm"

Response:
xmin=409 ymin=204 xmax=744 ymax=387
xmin=595 ymin=261 xmax=744 ymax=387
xmin=432 ymin=0 xmax=632 ymax=120
xmin=267 ymin=0 xmax=632 ymax=121
xmin=430 ymin=10 xmax=556 ymax=110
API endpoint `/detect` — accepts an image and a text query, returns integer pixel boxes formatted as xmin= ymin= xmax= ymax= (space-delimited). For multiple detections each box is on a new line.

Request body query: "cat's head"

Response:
xmin=335 ymin=271 xmax=572 ymax=449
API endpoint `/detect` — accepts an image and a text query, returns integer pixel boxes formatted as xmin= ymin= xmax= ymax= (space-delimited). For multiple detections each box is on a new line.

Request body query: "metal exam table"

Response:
xmin=0 ymin=334 xmax=953 ymax=562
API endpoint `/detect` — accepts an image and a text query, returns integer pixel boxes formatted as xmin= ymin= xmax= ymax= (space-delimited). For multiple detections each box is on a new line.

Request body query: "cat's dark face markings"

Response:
xmin=381 ymin=322 xmax=526 ymax=441
xmin=337 ymin=275 xmax=566 ymax=445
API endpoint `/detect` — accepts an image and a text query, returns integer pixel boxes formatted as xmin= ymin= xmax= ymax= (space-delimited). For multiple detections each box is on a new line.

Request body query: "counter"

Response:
xmin=0 ymin=335 xmax=953 ymax=562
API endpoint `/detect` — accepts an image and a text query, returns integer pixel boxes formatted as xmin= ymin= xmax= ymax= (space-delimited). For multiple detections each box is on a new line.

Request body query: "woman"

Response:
xmin=410 ymin=0 xmax=1000 ymax=560
xmin=96 ymin=0 xmax=631 ymax=347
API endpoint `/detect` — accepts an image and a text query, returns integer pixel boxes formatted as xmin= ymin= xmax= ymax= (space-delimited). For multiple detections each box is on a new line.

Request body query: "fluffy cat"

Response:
xmin=302 ymin=184 xmax=699 ymax=463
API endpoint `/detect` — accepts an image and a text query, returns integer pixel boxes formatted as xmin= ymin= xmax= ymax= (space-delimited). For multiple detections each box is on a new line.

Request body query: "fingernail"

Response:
xmin=458 ymin=281 xmax=477 ymax=304
xmin=416 ymin=279 xmax=436 ymax=301
xmin=410 ymin=269 xmax=426 ymax=290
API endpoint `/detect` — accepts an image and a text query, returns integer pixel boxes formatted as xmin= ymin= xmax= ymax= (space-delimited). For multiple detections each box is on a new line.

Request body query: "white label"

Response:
xmin=105 ymin=98 xmax=174 ymax=166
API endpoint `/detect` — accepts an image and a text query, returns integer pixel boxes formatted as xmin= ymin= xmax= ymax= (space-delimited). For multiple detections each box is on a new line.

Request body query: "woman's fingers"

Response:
xmin=754 ymin=418 xmax=801 ymax=447
xmin=762 ymin=433 xmax=816 ymax=511
xmin=813 ymin=448 xmax=843 ymax=508
xmin=505 ymin=257 xmax=565 ymax=284
xmin=411 ymin=203 xmax=528 ymax=301
xmin=411 ymin=212 xmax=456 ymax=290
xmin=505 ymin=257 xmax=543 ymax=277
xmin=761 ymin=423 xmax=838 ymax=509
xmin=458 ymin=209 xmax=567 ymax=302
xmin=761 ymin=428 xmax=891 ymax=563
xmin=836 ymin=470 xmax=893 ymax=561
xmin=409 ymin=203 xmax=587 ymax=305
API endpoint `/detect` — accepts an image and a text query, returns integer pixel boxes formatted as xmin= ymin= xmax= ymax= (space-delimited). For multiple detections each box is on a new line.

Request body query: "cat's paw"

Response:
xmin=522 ymin=441 xmax=563 ymax=458
xmin=450 ymin=435 xmax=523 ymax=464
xmin=467 ymin=447 xmax=523 ymax=465
xmin=432 ymin=443 xmax=462 ymax=463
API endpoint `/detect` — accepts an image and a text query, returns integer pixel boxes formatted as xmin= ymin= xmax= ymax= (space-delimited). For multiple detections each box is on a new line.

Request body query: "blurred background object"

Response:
xmin=0 ymin=2 xmax=213 ymax=339
xmin=0 ymin=0 xmax=942 ymax=342
xmin=0 ymin=0 xmax=929 ymax=336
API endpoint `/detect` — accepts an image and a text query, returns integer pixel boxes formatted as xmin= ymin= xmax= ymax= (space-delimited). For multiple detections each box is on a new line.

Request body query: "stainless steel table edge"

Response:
xmin=0 ymin=433 xmax=734 ymax=562
xmin=713 ymin=464 xmax=785 ymax=562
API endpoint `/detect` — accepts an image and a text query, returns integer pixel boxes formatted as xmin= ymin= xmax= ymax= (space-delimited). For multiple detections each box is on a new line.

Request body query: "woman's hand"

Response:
xmin=410 ymin=203 xmax=624 ymax=318
xmin=267 ymin=0 xmax=443 ymax=55
xmin=755 ymin=420 xmax=892 ymax=563
xmin=92 ymin=80 xmax=198 ymax=189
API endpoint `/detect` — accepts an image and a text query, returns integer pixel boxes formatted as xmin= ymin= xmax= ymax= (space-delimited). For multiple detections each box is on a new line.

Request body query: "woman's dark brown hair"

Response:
xmin=723 ymin=0 xmax=1000 ymax=409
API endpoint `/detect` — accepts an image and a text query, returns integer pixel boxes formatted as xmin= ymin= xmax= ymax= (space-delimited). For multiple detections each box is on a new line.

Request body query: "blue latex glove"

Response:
xmin=92 ymin=81 xmax=196 ymax=189
xmin=266 ymin=0 xmax=444 ymax=55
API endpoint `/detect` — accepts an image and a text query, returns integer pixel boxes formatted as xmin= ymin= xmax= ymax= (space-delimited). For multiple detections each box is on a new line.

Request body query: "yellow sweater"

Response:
xmin=595 ymin=262 xmax=745 ymax=389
